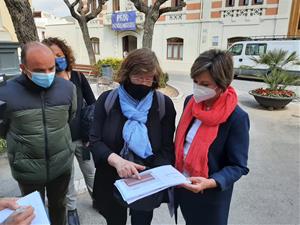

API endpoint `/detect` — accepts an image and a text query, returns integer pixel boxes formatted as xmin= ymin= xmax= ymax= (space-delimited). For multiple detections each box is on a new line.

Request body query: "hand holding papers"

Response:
xmin=0 ymin=191 xmax=50 ymax=225
xmin=114 ymin=165 xmax=189 ymax=204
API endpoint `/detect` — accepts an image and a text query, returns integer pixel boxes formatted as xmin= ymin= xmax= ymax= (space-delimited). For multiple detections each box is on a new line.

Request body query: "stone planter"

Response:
xmin=249 ymin=90 xmax=295 ymax=110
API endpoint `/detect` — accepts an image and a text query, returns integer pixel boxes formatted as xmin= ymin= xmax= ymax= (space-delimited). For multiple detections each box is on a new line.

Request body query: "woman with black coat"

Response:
xmin=90 ymin=48 xmax=176 ymax=225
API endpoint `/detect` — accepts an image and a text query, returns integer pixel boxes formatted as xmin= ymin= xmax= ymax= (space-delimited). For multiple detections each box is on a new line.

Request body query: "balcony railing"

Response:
xmin=222 ymin=7 xmax=264 ymax=18
xmin=166 ymin=12 xmax=185 ymax=22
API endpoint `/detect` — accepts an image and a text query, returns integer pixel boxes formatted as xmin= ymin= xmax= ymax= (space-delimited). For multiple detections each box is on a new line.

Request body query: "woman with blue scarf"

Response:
xmin=90 ymin=48 xmax=176 ymax=225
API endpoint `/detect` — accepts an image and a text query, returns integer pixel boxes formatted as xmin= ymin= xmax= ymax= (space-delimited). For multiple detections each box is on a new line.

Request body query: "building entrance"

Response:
xmin=122 ymin=35 xmax=137 ymax=57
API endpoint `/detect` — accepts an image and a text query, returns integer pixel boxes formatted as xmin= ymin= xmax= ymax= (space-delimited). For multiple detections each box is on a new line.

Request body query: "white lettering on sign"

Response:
xmin=116 ymin=14 xmax=129 ymax=22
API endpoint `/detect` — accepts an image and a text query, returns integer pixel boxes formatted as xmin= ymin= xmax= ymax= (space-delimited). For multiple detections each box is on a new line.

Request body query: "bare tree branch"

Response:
xmin=159 ymin=0 xmax=186 ymax=15
xmin=64 ymin=0 xmax=81 ymax=20
xmin=130 ymin=0 xmax=148 ymax=14
xmin=153 ymin=0 xmax=168 ymax=10
xmin=86 ymin=0 xmax=108 ymax=22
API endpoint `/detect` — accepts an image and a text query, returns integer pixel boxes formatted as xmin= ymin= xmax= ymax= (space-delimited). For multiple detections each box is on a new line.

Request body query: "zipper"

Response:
xmin=41 ymin=91 xmax=49 ymax=182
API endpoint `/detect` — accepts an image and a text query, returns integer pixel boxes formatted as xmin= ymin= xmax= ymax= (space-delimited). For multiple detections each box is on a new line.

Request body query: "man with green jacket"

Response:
xmin=0 ymin=42 xmax=77 ymax=225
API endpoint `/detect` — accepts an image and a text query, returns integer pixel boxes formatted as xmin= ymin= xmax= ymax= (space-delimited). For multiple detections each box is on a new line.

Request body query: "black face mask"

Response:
xmin=124 ymin=82 xmax=152 ymax=100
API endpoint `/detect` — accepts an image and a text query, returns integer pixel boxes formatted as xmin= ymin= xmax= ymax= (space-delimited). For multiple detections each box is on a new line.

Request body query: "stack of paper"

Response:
xmin=0 ymin=191 xmax=50 ymax=225
xmin=114 ymin=165 xmax=189 ymax=204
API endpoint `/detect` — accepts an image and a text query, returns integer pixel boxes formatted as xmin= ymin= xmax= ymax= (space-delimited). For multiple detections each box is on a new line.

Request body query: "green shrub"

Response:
xmin=94 ymin=57 xmax=123 ymax=75
xmin=159 ymin=72 xmax=169 ymax=88
xmin=0 ymin=139 xmax=6 ymax=154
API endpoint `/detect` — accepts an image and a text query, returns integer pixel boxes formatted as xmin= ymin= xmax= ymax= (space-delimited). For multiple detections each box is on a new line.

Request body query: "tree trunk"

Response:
xmin=142 ymin=14 xmax=156 ymax=49
xmin=4 ymin=0 xmax=39 ymax=45
xmin=78 ymin=19 xmax=96 ymax=65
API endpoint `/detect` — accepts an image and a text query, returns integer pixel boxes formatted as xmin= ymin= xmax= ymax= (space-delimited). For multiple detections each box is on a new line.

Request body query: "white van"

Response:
xmin=228 ymin=39 xmax=300 ymax=77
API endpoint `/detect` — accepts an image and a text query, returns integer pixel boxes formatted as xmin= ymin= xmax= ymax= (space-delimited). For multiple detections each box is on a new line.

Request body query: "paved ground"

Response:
xmin=0 ymin=73 xmax=299 ymax=224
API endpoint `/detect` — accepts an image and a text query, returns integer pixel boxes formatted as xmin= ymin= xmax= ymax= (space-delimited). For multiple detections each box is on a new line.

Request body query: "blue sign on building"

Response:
xmin=112 ymin=11 xmax=136 ymax=31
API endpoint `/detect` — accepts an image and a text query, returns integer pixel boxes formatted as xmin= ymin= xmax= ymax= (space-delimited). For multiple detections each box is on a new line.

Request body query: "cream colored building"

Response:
xmin=37 ymin=0 xmax=297 ymax=73
xmin=0 ymin=1 xmax=18 ymax=41
xmin=0 ymin=0 xmax=33 ymax=42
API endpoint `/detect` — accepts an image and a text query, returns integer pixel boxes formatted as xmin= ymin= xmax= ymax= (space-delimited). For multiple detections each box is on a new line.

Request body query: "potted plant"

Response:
xmin=249 ymin=49 xmax=300 ymax=110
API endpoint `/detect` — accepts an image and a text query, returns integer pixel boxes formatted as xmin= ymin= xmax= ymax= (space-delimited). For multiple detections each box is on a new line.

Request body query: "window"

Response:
xmin=228 ymin=44 xmax=243 ymax=55
xmin=91 ymin=37 xmax=100 ymax=55
xmin=239 ymin=0 xmax=249 ymax=6
xmin=212 ymin=36 xmax=219 ymax=46
xmin=167 ymin=38 xmax=183 ymax=60
xmin=171 ymin=0 xmax=180 ymax=7
xmin=252 ymin=0 xmax=263 ymax=5
xmin=245 ymin=43 xmax=267 ymax=55
xmin=226 ymin=0 xmax=235 ymax=7
xmin=113 ymin=0 xmax=120 ymax=11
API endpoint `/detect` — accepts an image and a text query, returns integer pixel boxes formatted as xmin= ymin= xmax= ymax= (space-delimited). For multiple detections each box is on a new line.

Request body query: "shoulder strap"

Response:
xmin=104 ymin=88 xmax=118 ymax=115
xmin=77 ymin=71 xmax=82 ymax=85
xmin=104 ymin=89 xmax=165 ymax=120
xmin=156 ymin=91 xmax=165 ymax=120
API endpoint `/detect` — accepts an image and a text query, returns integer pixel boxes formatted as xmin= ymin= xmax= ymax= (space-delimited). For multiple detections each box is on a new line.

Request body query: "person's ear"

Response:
xmin=20 ymin=64 xmax=26 ymax=72
xmin=20 ymin=64 xmax=31 ymax=78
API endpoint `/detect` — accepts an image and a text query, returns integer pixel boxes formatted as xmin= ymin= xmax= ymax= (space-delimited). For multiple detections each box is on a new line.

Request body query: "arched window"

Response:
xmin=167 ymin=38 xmax=183 ymax=60
xmin=90 ymin=37 xmax=100 ymax=55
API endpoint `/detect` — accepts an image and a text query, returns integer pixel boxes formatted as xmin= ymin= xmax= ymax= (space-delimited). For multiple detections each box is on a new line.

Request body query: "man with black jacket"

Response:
xmin=0 ymin=42 xmax=77 ymax=225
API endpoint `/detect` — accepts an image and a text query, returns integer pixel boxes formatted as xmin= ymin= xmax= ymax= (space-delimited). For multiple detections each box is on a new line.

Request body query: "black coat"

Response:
xmin=69 ymin=71 xmax=95 ymax=141
xmin=90 ymin=90 xmax=176 ymax=214
xmin=175 ymin=95 xmax=250 ymax=225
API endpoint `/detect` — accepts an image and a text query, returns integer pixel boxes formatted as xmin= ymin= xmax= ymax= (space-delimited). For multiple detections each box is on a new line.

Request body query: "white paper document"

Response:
xmin=114 ymin=165 xmax=189 ymax=204
xmin=0 ymin=191 xmax=50 ymax=225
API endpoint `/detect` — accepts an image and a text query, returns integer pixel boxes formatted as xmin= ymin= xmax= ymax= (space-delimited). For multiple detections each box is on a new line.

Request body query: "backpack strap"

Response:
xmin=104 ymin=88 xmax=118 ymax=115
xmin=104 ymin=89 xmax=165 ymax=120
xmin=156 ymin=91 xmax=165 ymax=120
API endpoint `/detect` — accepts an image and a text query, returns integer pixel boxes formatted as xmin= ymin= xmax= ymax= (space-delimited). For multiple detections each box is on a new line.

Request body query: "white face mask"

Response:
xmin=193 ymin=83 xmax=217 ymax=103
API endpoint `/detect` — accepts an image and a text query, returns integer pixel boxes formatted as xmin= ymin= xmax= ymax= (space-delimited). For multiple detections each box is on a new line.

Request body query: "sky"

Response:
xmin=32 ymin=0 xmax=71 ymax=17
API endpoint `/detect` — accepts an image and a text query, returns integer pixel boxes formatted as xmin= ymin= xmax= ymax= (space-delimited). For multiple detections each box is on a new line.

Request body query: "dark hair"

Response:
xmin=191 ymin=49 xmax=234 ymax=91
xmin=116 ymin=48 xmax=163 ymax=89
xmin=42 ymin=37 xmax=75 ymax=71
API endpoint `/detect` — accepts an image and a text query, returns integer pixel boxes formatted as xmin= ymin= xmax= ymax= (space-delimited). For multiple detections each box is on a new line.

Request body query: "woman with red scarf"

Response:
xmin=175 ymin=49 xmax=250 ymax=225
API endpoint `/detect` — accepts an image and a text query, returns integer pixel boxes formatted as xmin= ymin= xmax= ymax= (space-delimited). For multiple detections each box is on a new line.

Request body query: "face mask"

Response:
xmin=30 ymin=71 xmax=55 ymax=88
xmin=125 ymin=82 xmax=152 ymax=100
xmin=193 ymin=83 xmax=217 ymax=103
xmin=55 ymin=57 xmax=68 ymax=72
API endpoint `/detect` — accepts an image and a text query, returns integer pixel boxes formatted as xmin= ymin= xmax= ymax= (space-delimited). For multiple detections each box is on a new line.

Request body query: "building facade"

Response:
xmin=38 ymin=0 xmax=296 ymax=73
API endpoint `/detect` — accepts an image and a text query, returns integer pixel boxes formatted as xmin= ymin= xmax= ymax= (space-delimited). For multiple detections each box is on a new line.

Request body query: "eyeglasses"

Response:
xmin=130 ymin=75 xmax=156 ymax=85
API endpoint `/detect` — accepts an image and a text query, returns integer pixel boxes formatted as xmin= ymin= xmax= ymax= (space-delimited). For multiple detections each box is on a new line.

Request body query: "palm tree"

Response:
xmin=251 ymin=49 xmax=300 ymax=91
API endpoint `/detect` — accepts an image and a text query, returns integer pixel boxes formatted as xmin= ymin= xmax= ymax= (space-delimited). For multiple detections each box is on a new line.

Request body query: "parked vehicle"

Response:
xmin=228 ymin=39 xmax=300 ymax=77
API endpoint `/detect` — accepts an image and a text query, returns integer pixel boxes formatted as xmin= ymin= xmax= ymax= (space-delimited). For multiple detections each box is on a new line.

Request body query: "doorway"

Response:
xmin=122 ymin=35 xmax=137 ymax=57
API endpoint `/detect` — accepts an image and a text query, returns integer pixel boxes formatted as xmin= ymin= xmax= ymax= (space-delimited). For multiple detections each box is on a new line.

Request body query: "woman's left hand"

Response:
xmin=182 ymin=177 xmax=217 ymax=193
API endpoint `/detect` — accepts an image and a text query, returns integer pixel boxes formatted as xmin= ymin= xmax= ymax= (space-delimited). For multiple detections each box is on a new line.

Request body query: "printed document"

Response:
xmin=114 ymin=165 xmax=189 ymax=204
xmin=0 ymin=191 xmax=50 ymax=225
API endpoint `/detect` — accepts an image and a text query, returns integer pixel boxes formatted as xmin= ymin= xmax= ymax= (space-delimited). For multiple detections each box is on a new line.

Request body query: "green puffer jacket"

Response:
xmin=0 ymin=75 xmax=77 ymax=184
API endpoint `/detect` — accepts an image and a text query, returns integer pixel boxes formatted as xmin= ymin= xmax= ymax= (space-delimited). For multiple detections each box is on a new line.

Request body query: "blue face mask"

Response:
xmin=31 ymin=72 xmax=55 ymax=88
xmin=55 ymin=57 xmax=68 ymax=72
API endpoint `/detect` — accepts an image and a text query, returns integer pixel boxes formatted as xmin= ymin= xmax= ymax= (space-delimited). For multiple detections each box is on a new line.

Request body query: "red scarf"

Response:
xmin=175 ymin=86 xmax=238 ymax=177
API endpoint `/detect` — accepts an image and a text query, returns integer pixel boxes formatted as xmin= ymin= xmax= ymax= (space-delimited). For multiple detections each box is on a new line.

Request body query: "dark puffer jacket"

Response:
xmin=0 ymin=75 xmax=77 ymax=184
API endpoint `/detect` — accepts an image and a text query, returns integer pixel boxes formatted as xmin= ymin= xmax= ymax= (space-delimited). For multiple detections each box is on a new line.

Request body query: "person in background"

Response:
xmin=0 ymin=198 xmax=34 ymax=225
xmin=90 ymin=48 xmax=176 ymax=225
xmin=0 ymin=42 xmax=77 ymax=225
xmin=42 ymin=37 xmax=96 ymax=225
xmin=174 ymin=49 xmax=250 ymax=225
